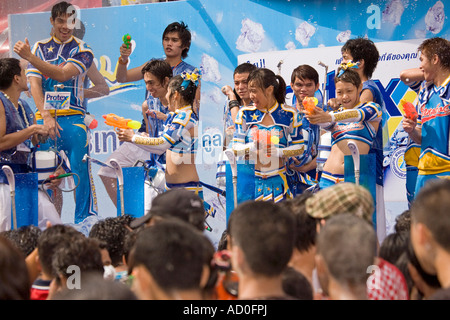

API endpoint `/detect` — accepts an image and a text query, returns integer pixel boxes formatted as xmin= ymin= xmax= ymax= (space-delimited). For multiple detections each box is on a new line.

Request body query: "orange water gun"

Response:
xmin=251 ymin=129 xmax=280 ymax=157
xmin=103 ymin=114 xmax=141 ymax=132
xmin=401 ymin=99 xmax=418 ymax=121
xmin=251 ymin=129 xmax=279 ymax=146
xmin=302 ymin=97 xmax=318 ymax=114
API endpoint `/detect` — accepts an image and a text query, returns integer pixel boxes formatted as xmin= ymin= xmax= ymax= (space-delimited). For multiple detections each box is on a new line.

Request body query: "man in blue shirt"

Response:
xmin=14 ymin=1 xmax=97 ymax=223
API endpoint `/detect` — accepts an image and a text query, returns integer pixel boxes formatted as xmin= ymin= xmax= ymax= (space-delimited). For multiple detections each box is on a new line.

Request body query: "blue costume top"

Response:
xmin=26 ymin=36 xmax=97 ymax=222
xmin=143 ymin=60 xmax=196 ymax=163
xmin=172 ymin=61 xmax=196 ymax=78
xmin=416 ymin=75 xmax=450 ymax=176
xmin=26 ymin=36 xmax=94 ymax=113
xmin=323 ymin=101 xmax=382 ymax=147
xmin=132 ymin=106 xmax=198 ymax=155
xmin=233 ymin=102 xmax=305 ymax=158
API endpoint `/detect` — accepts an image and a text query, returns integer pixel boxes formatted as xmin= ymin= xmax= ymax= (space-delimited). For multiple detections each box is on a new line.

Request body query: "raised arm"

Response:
xmin=115 ymin=42 xmax=145 ymax=83
xmin=14 ymin=38 xmax=83 ymax=83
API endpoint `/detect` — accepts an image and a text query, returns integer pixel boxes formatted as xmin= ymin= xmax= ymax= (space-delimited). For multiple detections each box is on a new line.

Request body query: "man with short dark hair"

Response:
xmin=116 ymin=21 xmax=195 ymax=84
xmin=14 ymin=1 xmax=98 ymax=223
xmin=130 ymin=219 xmax=215 ymax=300
xmin=316 ymin=213 xmax=377 ymax=300
xmin=403 ymin=37 xmax=450 ymax=197
xmin=227 ymin=200 xmax=295 ymax=299
xmin=0 ymin=57 xmax=62 ymax=231
xmin=410 ymin=179 xmax=450 ymax=300
xmin=287 ymin=64 xmax=324 ymax=196
xmin=98 ymin=59 xmax=173 ymax=210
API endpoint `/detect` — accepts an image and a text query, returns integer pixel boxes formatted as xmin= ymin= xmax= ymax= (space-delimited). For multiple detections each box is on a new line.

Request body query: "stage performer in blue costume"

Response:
xmin=307 ymin=63 xmax=382 ymax=190
xmin=402 ymin=37 xmax=450 ymax=197
xmin=14 ymin=1 xmax=97 ymax=223
xmin=232 ymin=68 xmax=305 ymax=203
xmin=0 ymin=58 xmax=62 ymax=231
xmin=117 ymin=69 xmax=214 ymax=225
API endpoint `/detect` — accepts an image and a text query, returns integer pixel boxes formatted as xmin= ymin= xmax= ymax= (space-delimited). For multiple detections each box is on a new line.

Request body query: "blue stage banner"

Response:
xmin=8 ymin=0 xmax=449 ymax=243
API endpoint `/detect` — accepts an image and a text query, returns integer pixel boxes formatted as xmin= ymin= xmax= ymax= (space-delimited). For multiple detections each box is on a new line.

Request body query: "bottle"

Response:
xmin=84 ymin=112 xmax=98 ymax=129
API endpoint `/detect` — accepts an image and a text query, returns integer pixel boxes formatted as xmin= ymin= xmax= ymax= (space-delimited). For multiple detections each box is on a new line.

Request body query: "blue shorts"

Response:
xmin=318 ymin=171 xmax=344 ymax=190
xmin=415 ymin=172 xmax=450 ymax=198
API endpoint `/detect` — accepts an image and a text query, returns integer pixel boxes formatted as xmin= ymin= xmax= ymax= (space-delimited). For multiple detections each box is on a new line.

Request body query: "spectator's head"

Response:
xmin=130 ymin=219 xmax=214 ymax=300
xmin=306 ymin=182 xmax=374 ymax=226
xmin=410 ymin=179 xmax=450 ymax=276
xmin=281 ymin=267 xmax=313 ymax=300
xmin=37 ymin=224 xmax=84 ymax=278
xmin=279 ymin=193 xmax=317 ymax=254
xmin=379 ymin=231 xmax=408 ymax=265
xmin=0 ymin=225 xmax=42 ymax=257
xmin=0 ymin=236 xmax=30 ymax=300
xmin=51 ymin=237 xmax=104 ymax=291
xmin=394 ymin=210 xmax=411 ymax=234
xmin=316 ymin=213 xmax=377 ymax=299
xmin=228 ymin=200 xmax=295 ymax=278
xmin=50 ymin=272 xmax=137 ymax=300
xmin=89 ymin=216 xmax=131 ymax=267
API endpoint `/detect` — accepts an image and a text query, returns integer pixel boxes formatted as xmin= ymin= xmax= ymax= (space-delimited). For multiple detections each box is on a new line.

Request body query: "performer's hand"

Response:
xmin=402 ymin=116 xmax=417 ymax=134
xmin=225 ymin=125 xmax=235 ymax=137
xmin=43 ymin=116 xmax=62 ymax=140
xmin=13 ymin=38 xmax=33 ymax=60
xmin=289 ymin=157 xmax=301 ymax=169
xmin=221 ymin=85 xmax=236 ymax=100
xmin=305 ymin=107 xmax=332 ymax=124
xmin=117 ymin=128 xmax=135 ymax=142
xmin=146 ymin=110 xmax=167 ymax=121
xmin=119 ymin=43 xmax=132 ymax=60
xmin=327 ymin=98 xmax=342 ymax=111
xmin=31 ymin=124 xmax=49 ymax=137
xmin=47 ymin=167 xmax=65 ymax=190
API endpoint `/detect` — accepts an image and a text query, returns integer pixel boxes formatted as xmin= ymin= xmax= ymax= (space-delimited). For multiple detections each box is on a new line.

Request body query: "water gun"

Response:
xmin=48 ymin=173 xmax=73 ymax=180
xmin=401 ymin=99 xmax=418 ymax=121
xmin=103 ymin=113 xmax=141 ymax=132
xmin=251 ymin=129 xmax=279 ymax=157
xmin=252 ymin=129 xmax=279 ymax=146
xmin=302 ymin=97 xmax=318 ymax=114
xmin=123 ymin=33 xmax=132 ymax=49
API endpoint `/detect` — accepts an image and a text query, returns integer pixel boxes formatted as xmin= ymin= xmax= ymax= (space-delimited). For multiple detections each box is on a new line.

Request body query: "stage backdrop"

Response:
xmin=9 ymin=0 xmax=449 ymax=246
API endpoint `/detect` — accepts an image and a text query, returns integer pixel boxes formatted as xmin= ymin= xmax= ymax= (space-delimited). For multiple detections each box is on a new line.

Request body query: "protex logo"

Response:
xmin=44 ymin=91 xmax=71 ymax=110
xmin=390 ymin=146 xmax=407 ymax=179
